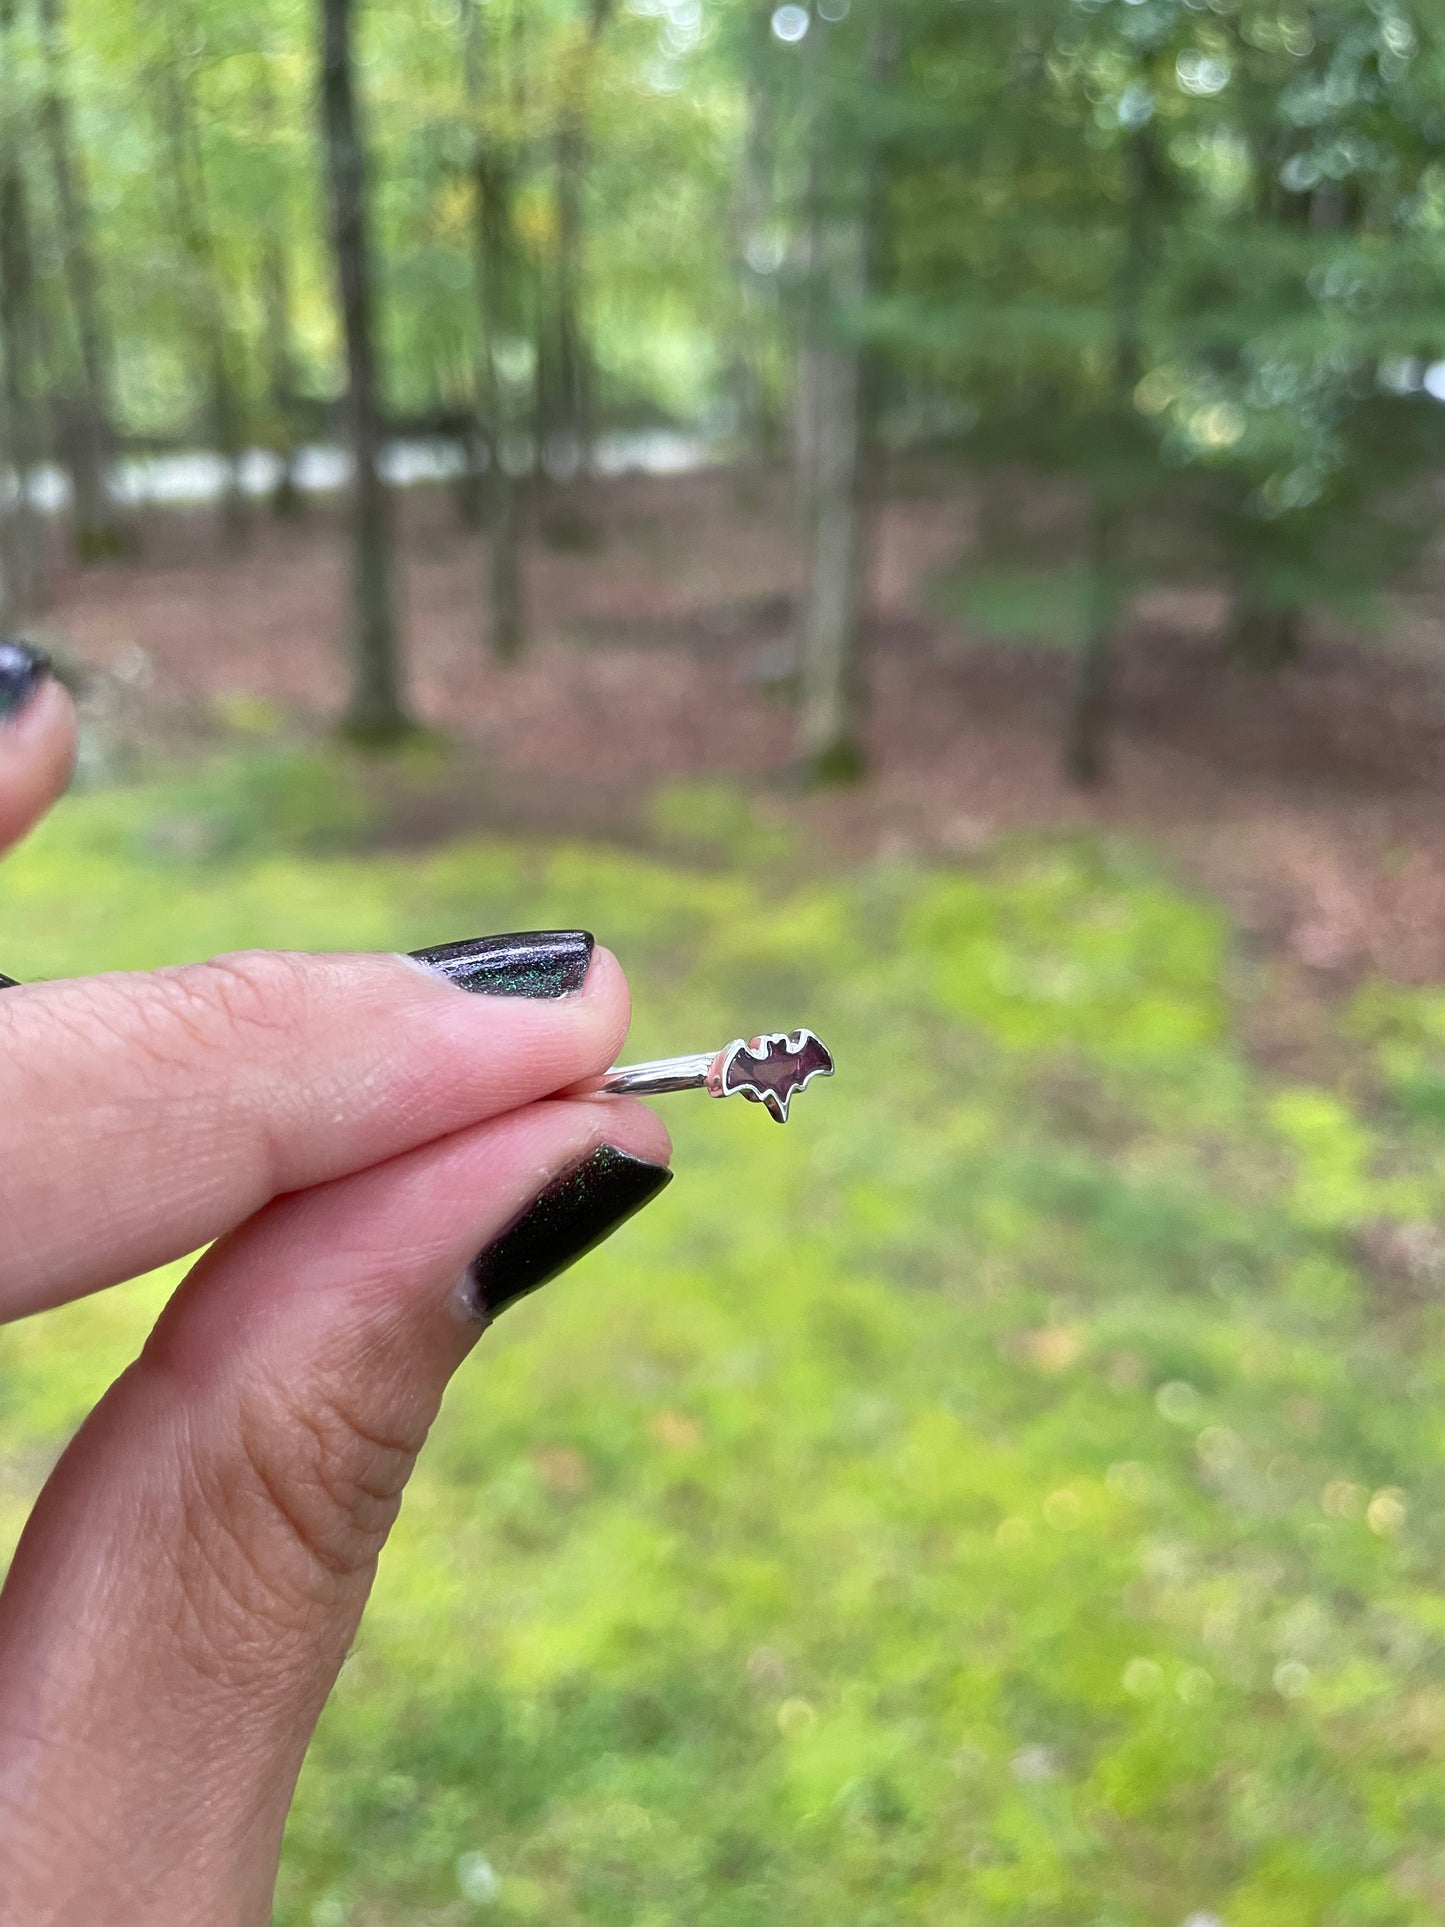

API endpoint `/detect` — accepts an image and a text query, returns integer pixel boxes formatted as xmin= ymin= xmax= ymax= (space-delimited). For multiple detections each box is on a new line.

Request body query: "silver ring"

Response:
xmin=581 ymin=1027 xmax=835 ymax=1124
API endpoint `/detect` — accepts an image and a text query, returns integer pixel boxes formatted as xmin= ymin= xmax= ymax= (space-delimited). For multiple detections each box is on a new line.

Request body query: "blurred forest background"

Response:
xmin=6 ymin=1 xmax=1445 ymax=1922
xmin=2 ymin=0 xmax=1445 ymax=789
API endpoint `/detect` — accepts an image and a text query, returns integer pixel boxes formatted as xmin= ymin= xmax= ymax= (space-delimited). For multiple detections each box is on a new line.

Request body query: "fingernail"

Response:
xmin=0 ymin=640 xmax=52 ymax=722
xmin=411 ymin=930 xmax=594 ymax=1000
xmin=465 ymin=1144 xmax=673 ymax=1322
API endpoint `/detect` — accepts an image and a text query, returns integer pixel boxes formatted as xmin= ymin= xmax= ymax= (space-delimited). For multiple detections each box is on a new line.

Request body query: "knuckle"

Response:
xmin=43 ymin=953 xmax=317 ymax=1104
xmin=169 ymin=1372 xmax=425 ymax=1688
xmin=0 ymin=951 xmax=318 ymax=1087
xmin=122 ymin=956 xmax=321 ymax=1192
xmin=168 ymin=1479 xmax=307 ymax=1695
xmin=159 ymin=950 xmax=318 ymax=1058
xmin=265 ymin=1378 xmax=425 ymax=1564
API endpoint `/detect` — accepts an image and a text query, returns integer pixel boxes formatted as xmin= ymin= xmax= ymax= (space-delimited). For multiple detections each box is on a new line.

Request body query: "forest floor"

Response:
xmin=8 ymin=724 xmax=1445 ymax=1926
xmin=13 ymin=474 xmax=1445 ymax=1923
xmin=32 ymin=462 xmax=1445 ymax=1035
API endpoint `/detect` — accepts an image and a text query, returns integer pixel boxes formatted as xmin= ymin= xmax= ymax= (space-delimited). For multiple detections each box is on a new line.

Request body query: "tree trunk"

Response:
xmin=260 ymin=235 xmax=304 ymax=517
xmin=729 ymin=0 xmax=780 ymax=471
xmin=545 ymin=0 xmax=612 ymax=521
xmin=0 ymin=388 xmax=22 ymax=635
xmin=553 ymin=116 xmax=587 ymax=481
xmin=320 ymin=0 xmax=410 ymax=743
xmin=1067 ymin=497 xmax=1119 ymax=788
xmin=37 ymin=0 xmax=129 ymax=559
xmin=0 ymin=0 xmax=46 ymax=621
xmin=1061 ymin=127 xmax=1156 ymax=789
xmin=798 ymin=334 xmax=868 ymax=781
xmin=0 ymin=176 xmax=44 ymax=620
xmin=795 ymin=21 xmax=892 ymax=784
xmin=478 ymin=165 xmax=526 ymax=660
xmin=452 ymin=415 xmax=487 ymax=530
xmin=1228 ymin=594 xmax=1302 ymax=670
xmin=256 ymin=62 xmax=304 ymax=519
xmin=463 ymin=0 xmax=528 ymax=660
xmin=158 ymin=55 xmax=250 ymax=550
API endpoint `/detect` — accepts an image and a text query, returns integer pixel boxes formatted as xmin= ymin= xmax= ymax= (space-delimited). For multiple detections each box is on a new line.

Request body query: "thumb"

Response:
xmin=0 ymin=641 xmax=77 ymax=857
xmin=0 ymin=1098 xmax=671 ymax=1925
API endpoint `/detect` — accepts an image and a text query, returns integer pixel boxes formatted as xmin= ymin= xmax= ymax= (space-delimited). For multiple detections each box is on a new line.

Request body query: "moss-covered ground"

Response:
xmin=4 ymin=755 xmax=1445 ymax=1925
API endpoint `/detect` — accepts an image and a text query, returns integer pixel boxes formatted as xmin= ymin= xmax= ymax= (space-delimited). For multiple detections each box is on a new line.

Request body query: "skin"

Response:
xmin=0 ymin=677 xmax=671 ymax=1923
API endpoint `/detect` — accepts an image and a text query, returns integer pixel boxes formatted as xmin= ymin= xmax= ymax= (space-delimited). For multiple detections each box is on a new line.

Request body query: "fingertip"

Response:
xmin=0 ymin=670 xmax=78 ymax=852
xmin=397 ymin=935 xmax=627 ymax=1023
xmin=582 ymin=941 xmax=627 ymax=1004
xmin=579 ymin=1093 xmax=673 ymax=1171
xmin=3 ymin=660 xmax=77 ymax=756
xmin=579 ymin=943 xmax=633 ymax=1056
xmin=391 ymin=933 xmax=632 ymax=1076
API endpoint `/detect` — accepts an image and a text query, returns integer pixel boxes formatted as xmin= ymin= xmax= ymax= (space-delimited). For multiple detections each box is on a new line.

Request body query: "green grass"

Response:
xmin=5 ymin=754 xmax=1445 ymax=1924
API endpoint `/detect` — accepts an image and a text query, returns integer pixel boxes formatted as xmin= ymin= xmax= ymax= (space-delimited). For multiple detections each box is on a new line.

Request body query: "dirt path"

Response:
xmin=34 ymin=466 xmax=1445 ymax=995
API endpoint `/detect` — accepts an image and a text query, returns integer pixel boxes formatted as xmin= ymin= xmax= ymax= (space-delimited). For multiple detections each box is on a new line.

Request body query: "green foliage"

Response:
xmin=17 ymin=0 xmax=742 ymax=439
xmin=877 ymin=0 xmax=1445 ymax=642
xmin=907 ymin=845 xmax=1228 ymax=1065
xmin=1349 ymin=982 xmax=1445 ymax=1134
xmin=9 ymin=0 xmax=1443 ymax=676
xmin=6 ymin=755 xmax=1445 ymax=1920
xmin=645 ymin=779 xmax=797 ymax=865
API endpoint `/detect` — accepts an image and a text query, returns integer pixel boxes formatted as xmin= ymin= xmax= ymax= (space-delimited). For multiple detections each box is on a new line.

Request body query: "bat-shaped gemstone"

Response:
xmin=710 ymin=1028 xmax=835 ymax=1124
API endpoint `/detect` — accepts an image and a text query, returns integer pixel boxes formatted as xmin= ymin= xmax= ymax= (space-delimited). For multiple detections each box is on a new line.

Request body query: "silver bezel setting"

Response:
xmin=711 ymin=1028 xmax=835 ymax=1123
xmin=585 ymin=1026 xmax=834 ymax=1123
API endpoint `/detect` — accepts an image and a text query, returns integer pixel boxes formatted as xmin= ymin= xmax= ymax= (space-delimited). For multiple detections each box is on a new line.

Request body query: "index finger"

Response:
xmin=0 ymin=935 xmax=630 ymax=1319
xmin=0 ymin=646 xmax=78 ymax=857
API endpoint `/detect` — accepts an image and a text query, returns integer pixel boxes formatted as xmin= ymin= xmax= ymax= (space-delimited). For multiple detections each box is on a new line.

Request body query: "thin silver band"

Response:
xmin=580 ymin=1028 xmax=834 ymax=1125
xmin=585 ymin=1051 xmax=719 ymax=1098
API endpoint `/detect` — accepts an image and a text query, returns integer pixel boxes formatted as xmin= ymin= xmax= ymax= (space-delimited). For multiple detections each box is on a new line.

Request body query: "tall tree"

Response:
xmin=320 ymin=0 xmax=410 ymax=743
xmin=728 ymin=0 xmax=783 ymax=469
xmin=0 ymin=0 xmax=47 ymax=619
xmin=255 ymin=55 xmax=304 ymax=518
xmin=36 ymin=0 xmax=129 ymax=558
xmin=549 ymin=0 xmax=613 ymax=486
xmin=259 ymin=229 xmax=304 ymax=517
xmin=1066 ymin=127 xmax=1159 ymax=789
xmin=463 ymin=0 xmax=527 ymax=660
xmin=154 ymin=36 xmax=250 ymax=549
xmin=796 ymin=12 xmax=893 ymax=784
xmin=1182 ymin=1 xmax=1445 ymax=670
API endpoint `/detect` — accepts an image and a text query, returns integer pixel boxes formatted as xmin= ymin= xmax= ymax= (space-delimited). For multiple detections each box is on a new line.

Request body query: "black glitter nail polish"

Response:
xmin=0 ymin=640 xmax=51 ymax=722
xmin=466 ymin=1145 xmax=673 ymax=1322
xmin=412 ymin=931 xmax=594 ymax=999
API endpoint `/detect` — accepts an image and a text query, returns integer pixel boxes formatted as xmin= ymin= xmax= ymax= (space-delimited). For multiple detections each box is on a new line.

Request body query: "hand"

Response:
xmin=0 ymin=644 xmax=673 ymax=1922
